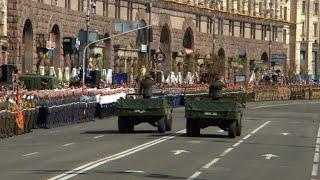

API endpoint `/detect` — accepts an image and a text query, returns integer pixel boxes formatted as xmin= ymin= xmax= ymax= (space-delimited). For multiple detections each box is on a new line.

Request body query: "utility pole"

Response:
xmin=267 ymin=2 xmax=274 ymax=69
xmin=146 ymin=0 xmax=152 ymax=70
xmin=84 ymin=0 xmax=96 ymax=80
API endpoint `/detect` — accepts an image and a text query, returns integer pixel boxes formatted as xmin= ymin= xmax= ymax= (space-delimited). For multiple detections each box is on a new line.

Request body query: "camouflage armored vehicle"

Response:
xmin=185 ymin=91 xmax=246 ymax=138
xmin=117 ymin=94 xmax=172 ymax=133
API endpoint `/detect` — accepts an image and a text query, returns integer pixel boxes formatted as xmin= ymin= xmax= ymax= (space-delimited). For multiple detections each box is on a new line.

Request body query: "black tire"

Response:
xmin=165 ymin=114 xmax=173 ymax=131
xmin=236 ymin=120 xmax=242 ymax=136
xmin=158 ymin=117 xmax=166 ymax=133
xmin=118 ymin=116 xmax=129 ymax=133
xmin=228 ymin=121 xmax=237 ymax=138
xmin=186 ymin=118 xmax=200 ymax=137
xmin=128 ymin=120 xmax=134 ymax=133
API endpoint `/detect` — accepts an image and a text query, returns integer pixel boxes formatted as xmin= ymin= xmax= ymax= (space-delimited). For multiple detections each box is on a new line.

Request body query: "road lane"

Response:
xmin=52 ymin=111 xmax=268 ymax=180
xmin=0 ymin=101 xmax=319 ymax=180
xmin=194 ymin=103 xmax=319 ymax=180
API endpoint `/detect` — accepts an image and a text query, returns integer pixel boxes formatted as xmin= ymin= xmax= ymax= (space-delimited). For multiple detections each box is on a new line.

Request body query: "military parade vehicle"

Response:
xmin=185 ymin=91 xmax=246 ymax=138
xmin=117 ymin=94 xmax=173 ymax=133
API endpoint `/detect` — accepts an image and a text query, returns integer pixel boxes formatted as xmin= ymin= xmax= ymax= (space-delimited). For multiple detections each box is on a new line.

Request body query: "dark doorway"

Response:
xmin=22 ymin=19 xmax=33 ymax=73
xmin=51 ymin=24 xmax=61 ymax=69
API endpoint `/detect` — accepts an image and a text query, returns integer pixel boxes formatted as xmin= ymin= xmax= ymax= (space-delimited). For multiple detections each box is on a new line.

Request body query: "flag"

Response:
xmin=249 ymin=72 xmax=256 ymax=84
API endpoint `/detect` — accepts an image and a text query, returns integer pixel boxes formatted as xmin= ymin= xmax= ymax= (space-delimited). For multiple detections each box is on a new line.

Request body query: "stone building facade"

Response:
xmin=6 ymin=0 xmax=291 ymax=82
xmin=0 ymin=0 xmax=7 ymax=65
xmin=290 ymin=0 xmax=320 ymax=80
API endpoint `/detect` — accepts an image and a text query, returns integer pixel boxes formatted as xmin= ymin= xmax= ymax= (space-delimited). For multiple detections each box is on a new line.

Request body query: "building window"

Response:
xmin=259 ymin=2 xmax=262 ymax=15
xmin=302 ymin=1 xmax=306 ymax=14
xmin=315 ymin=2 xmax=319 ymax=16
xmin=261 ymin=25 xmax=265 ymax=40
xmin=51 ymin=0 xmax=58 ymax=6
xmin=250 ymin=23 xmax=256 ymax=39
xmin=283 ymin=29 xmax=287 ymax=43
xmin=226 ymin=0 xmax=230 ymax=10
xmin=280 ymin=6 xmax=283 ymax=19
xmin=103 ymin=0 xmax=109 ymax=17
xmin=240 ymin=22 xmax=245 ymax=37
xmin=302 ymin=22 xmax=305 ymax=36
xmin=229 ymin=20 xmax=234 ymax=36
xmin=207 ymin=17 xmax=212 ymax=34
xmin=115 ymin=0 xmax=121 ymax=19
xmin=312 ymin=51 xmax=317 ymax=78
xmin=272 ymin=26 xmax=277 ymax=41
xmin=65 ymin=0 xmax=71 ymax=9
xmin=78 ymin=0 xmax=84 ymax=12
xmin=218 ymin=18 xmax=223 ymax=35
xmin=284 ymin=7 xmax=288 ymax=20
xmin=92 ymin=0 xmax=96 ymax=14
xmin=38 ymin=0 xmax=43 ymax=3
xmin=127 ymin=1 xmax=133 ymax=21
xmin=196 ymin=15 xmax=201 ymax=32
xmin=314 ymin=23 xmax=318 ymax=37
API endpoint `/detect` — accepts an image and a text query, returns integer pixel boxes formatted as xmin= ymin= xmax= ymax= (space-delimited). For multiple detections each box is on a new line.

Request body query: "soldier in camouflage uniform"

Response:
xmin=139 ymin=73 xmax=155 ymax=99
xmin=209 ymin=77 xmax=226 ymax=100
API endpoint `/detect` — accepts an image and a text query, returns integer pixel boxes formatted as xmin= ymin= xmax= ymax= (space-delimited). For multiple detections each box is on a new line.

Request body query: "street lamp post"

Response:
xmin=148 ymin=0 xmax=152 ymax=70
xmin=84 ymin=0 xmax=96 ymax=78
xmin=267 ymin=2 xmax=274 ymax=68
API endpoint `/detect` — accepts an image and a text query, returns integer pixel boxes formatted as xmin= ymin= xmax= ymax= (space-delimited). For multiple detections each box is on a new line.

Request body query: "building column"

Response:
xmin=307 ymin=41 xmax=313 ymax=75
xmin=295 ymin=42 xmax=301 ymax=75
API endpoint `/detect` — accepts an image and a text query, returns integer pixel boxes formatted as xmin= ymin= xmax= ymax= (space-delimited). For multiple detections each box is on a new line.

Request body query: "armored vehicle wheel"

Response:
xmin=228 ymin=121 xmax=237 ymax=138
xmin=158 ymin=117 xmax=166 ymax=133
xmin=236 ymin=120 xmax=242 ymax=136
xmin=118 ymin=117 xmax=129 ymax=133
xmin=165 ymin=115 xmax=172 ymax=131
xmin=128 ymin=122 xmax=134 ymax=132
xmin=186 ymin=118 xmax=200 ymax=137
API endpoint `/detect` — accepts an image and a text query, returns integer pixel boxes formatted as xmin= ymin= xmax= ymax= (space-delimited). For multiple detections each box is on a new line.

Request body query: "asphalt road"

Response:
xmin=0 ymin=100 xmax=320 ymax=180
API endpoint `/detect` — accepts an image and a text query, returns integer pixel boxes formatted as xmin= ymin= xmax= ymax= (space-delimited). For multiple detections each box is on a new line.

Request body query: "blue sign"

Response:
xmin=271 ymin=54 xmax=286 ymax=62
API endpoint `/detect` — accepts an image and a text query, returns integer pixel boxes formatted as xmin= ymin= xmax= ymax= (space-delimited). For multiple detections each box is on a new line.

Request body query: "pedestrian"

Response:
xmin=139 ymin=72 xmax=155 ymax=99
xmin=209 ymin=76 xmax=226 ymax=100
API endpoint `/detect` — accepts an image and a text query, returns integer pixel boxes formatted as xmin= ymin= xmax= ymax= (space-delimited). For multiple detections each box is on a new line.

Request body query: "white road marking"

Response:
xmin=203 ymin=158 xmax=220 ymax=169
xmin=188 ymin=121 xmax=270 ymax=179
xmin=188 ymin=140 xmax=202 ymax=144
xmin=233 ymin=140 xmax=243 ymax=147
xmin=253 ymin=104 xmax=290 ymax=109
xmin=48 ymin=129 xmax=186 ymax=180
xmin=23 ymin=152 xmax=39 ymax=157
xmin=313 ymin=164 xmax=319 ymax=176
xmin=172 ymin=150 xmax=190 ymax=155
xmin=315 ymin=153 xmax=320 ymax=163
xmin=243 ymin=134 xmax=251 ymax=140
xmin=220 ymin=148 xmax=233 ymax=157
xmin=311 ymin=123 xmax=320 ymax=179
xmin=63 ymin=143 xmax=75 ymax=147
xmin=281 ymin=133 xmax=290 ymax=136
xmin=188 ymin=171 xmax=202 ymax=180
xmin=93 ymin=135 xmax=104 ymax=139
xmin=124 ymin=170 xmax=145 ymax=173
xmin=262 ymin=154 xmax=279 ymax=160
xmin=252 ymin=102 xmax=320 ymax=110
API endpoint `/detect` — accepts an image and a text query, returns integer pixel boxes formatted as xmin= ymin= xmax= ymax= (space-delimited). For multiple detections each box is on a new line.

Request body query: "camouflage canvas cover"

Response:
xmin=117 ymin=98 xmax=170 ymax=110
xmin=185 ymin=99 xmax=241 ymax=112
